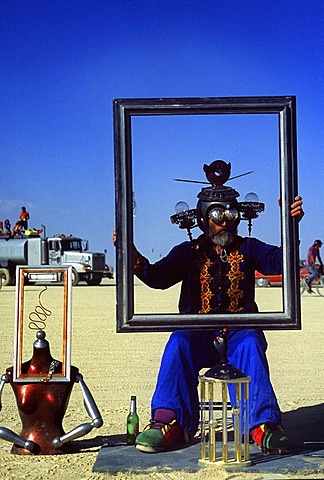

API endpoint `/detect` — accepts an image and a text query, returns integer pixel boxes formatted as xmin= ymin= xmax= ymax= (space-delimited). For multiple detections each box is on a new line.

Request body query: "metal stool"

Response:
xmin=198 ymin=329 xmax=252 ymax=468
xmin=199 ymin=373 xmax=251 ymax=467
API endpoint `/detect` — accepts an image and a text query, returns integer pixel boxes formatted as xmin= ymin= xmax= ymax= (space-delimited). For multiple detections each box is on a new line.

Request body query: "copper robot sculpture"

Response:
xmin=0 ymin=330 xmax=103 ymax=455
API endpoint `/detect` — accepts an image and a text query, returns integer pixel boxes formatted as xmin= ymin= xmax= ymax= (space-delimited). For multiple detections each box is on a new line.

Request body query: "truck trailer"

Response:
xmin=0 ymin=229 xmax=113 ymax=286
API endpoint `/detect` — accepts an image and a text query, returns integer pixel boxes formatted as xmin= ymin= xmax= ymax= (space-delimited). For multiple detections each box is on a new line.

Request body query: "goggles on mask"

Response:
xmin=208 ymin=206 xmax=239 ymax=225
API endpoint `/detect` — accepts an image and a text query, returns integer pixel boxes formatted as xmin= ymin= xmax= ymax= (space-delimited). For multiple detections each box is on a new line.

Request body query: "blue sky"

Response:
xmin=1 ymin=0 xmax=323 ymax=266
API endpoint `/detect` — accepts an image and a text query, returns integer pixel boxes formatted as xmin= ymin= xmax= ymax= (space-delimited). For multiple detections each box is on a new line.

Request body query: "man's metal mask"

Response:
xmin=196 ymin=160 xmax=241 ymax=234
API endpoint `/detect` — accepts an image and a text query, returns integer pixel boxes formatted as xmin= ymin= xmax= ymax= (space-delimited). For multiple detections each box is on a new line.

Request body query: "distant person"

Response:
xmin=0 ymin=221 xmax=5 ymax=235
xmin=3 ymin=219 xmax=11 ymax=235
xmin=305 ymin=239 xmax=323 ymax=292
xmin=19 ymin=206 xmax=30 ymax=229
xmin=11 ymin=221 xmax=25 ymax=238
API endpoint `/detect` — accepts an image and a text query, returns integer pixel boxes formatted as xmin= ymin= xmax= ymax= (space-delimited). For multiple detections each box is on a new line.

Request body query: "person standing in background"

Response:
xmin=19 ymin=206 xmax=30 ymax=230
xmin=305 ymin=239 xmax=323 ymax=292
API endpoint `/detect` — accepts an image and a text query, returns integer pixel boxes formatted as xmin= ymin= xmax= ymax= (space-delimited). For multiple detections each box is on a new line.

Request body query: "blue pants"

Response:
xmin=151 ymin=330 xmax=281 ymax=436
xmin=307 ymin=266 xmax=318 ymax=283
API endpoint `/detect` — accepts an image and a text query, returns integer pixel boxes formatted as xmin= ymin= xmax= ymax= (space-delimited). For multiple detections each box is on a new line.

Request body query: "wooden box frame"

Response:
xmin=13 ymin=266 xmax=72 ymax=382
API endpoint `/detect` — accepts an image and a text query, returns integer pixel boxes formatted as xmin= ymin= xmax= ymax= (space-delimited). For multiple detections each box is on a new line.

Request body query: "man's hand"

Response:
xmin=278 ymin=196 xmax=304 ymax=222
xmin=112 ymin=227 xmax=140 ymax=266
xmin=290 ymin=196 xmax=304 ymax=221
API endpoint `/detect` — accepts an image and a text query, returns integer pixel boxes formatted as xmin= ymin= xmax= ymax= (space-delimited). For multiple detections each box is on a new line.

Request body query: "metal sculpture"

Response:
xmin=0 ymin=331 xmax=103 ymax=455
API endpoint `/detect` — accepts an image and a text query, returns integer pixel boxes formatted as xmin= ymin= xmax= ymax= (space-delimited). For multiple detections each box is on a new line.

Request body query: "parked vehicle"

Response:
xmin=255 ymin=263 xmax=310 ymax=288
xmin=0 ymin=228 xmax=113 ymax=286
xmin=255 ymin=271 xmax=282 ymax=287
xmin=103 ymin=263 xmax=114 ymax=279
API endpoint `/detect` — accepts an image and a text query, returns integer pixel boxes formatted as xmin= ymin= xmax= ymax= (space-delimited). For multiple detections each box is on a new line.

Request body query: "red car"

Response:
xmin=255 ymin=271 xmax=282 ymax=287
xmin=255 ymin=266 xmax=309 ymax=287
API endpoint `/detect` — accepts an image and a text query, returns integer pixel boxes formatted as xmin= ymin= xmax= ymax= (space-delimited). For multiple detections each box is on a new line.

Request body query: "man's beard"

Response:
xmin=209 ymin=230 xmax=235 ymax=247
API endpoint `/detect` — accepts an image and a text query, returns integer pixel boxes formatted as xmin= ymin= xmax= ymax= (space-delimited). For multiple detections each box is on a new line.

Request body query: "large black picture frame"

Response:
xmin=113 ymin=96 xmax=301 ymax=332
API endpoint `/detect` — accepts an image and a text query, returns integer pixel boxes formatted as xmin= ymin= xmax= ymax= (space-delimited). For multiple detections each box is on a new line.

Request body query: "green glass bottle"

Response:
xmin=127 ymin=395 xmax=139 ymax=445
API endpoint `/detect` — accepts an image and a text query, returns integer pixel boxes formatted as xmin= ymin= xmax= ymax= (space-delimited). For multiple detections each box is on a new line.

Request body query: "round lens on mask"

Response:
xmin=208 ymin=207 xmax=225 ymax=224
xmin=226 ymin=208 xmax=239 ymax=221
xmin=208 ymin=207 xmax=239 ymax=225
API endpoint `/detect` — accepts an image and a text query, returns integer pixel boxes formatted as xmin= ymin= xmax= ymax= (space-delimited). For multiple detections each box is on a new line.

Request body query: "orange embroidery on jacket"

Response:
xmin=227 ymin=251 xmax=245 ymax=312
xmin=197 ymin=253 xmax=213 ymax=313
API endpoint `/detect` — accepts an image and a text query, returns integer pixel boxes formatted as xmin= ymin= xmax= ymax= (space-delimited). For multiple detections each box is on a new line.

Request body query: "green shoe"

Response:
xmin=135 ymin=419 xmax=181 ymax=453
xmin=251 ymin=423 xmax=292 ymax=454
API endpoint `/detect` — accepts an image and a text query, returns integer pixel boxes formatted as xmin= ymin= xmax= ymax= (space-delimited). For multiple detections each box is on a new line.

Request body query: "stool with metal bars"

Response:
xmin=198 ymin=328 xmax=252 ymax=468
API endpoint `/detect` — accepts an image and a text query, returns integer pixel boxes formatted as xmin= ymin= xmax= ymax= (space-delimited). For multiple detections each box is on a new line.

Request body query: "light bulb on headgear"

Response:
xmin=175 ymin=201 xmax=190 ymax=214
xmin=238 ymin=192 xmax=265 ymax=236
xmin=244 ymin=192 xmax=259 ymax=203
xmin=170 ymin=201 xmax=197 ymax=240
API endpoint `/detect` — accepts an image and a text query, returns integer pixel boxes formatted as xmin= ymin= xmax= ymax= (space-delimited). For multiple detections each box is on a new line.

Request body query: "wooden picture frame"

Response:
xmin=113 ymin=96 xmax=301 ymax=332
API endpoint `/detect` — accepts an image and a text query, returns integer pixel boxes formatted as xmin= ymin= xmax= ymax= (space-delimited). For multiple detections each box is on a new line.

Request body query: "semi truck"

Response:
xmin=0 ymin=228 xmax=113 ymax=286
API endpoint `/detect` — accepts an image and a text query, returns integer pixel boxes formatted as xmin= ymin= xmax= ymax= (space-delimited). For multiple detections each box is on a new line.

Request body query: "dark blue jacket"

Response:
xmin=135 ymin=235 xmax=282 ymax=315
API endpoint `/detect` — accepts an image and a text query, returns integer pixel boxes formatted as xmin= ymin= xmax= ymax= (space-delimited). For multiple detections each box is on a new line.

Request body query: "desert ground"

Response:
xmin=0 ymin=278 xmax=323 ymax=480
